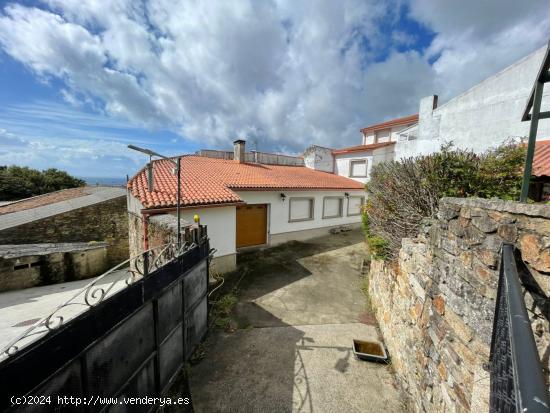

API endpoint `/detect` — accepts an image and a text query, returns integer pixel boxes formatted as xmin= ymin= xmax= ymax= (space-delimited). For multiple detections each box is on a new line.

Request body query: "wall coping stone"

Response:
xmin=441 ymin=197 xmax=550 ymax=219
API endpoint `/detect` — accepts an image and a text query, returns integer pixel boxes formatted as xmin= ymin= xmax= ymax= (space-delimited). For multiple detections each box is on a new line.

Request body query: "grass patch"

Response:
xmin=216 ymin=293 xmax=238 ymax=316
xmin=210 ymin=292 xmax=239 ymax=332
xmin=214 ymin=317 xmax=232 ymax=329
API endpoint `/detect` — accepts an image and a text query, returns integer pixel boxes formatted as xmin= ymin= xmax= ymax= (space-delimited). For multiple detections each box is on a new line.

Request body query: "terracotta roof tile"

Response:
xmin=534 ymin=140 xmax=550 ymax=177
xmin=128 ymin=156 xmax=365 ymax=209
xmin=332 ymin=142 xmax=395 ymax=155
xmin=360 ymin=114 xmax=418 ymax=134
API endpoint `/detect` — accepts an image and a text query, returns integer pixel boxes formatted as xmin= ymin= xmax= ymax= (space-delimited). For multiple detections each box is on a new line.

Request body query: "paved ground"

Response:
xmin=189 ymin=230 xmax=406 ymax=413
xmin=0 ymin=269 xmax=129 ymax=354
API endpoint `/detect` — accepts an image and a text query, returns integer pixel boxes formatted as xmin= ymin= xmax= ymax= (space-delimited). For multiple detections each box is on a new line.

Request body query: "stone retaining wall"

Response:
xmin=0 ymin=197 xmax=128 ymax=266
xmin=0 ymin=243 xmax=110 ymax=291
xmin=368 ymin=197 xmax=550 ymax=413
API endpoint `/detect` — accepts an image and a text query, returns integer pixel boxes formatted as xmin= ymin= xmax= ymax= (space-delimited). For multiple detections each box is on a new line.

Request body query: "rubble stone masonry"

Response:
xmin=368 ymin=197 xmax=550 ymax=412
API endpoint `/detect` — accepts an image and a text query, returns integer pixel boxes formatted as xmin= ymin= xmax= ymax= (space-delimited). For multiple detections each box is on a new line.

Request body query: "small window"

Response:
xmin=289 ymin=198 xmax=314 ymax=222
xmin=323 ymin=197 xmax=343 ymax=219
xmin=349 ymin=160 xmax=367 ymax=177
xmin=347 ymin=196 xmax=365 ymax=216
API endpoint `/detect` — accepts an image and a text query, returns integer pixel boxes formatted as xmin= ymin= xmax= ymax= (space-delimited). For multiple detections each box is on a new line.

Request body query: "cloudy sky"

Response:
xmin=0 ymin=0 xmax=549 ymax=179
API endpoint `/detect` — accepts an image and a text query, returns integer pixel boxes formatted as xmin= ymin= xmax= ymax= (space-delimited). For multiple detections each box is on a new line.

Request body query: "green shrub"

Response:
xmin=0 ymin=165 xmax=85 ymax=201
xmin=364 ymin=142 xmax=526 ymax=259
xmin=362 ymin=209 xmax=389 ymax=259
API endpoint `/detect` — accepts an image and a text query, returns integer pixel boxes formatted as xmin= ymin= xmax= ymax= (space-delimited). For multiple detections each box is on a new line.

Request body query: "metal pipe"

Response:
xmin=500 ymin=244 xmax=550 ymax=412
xmin=176 ymin=157 xmax=181 ymax=248
xmin=142 ymin=213 xmax=149 ymax=250
xmin=147 ymin=160 xmax=154 ymax=192
xmin=520 ymin=81 xmax=544 ymax=202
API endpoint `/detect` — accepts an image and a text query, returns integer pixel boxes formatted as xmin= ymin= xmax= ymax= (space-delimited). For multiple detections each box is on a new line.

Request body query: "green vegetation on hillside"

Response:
xmin=0 ymin=165 xmax=85 ymax=201
xmin=363 ymin=142 xmax=526 ymax=259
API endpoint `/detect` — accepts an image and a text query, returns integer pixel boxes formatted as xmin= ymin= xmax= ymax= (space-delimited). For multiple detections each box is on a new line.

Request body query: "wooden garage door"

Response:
xmin=236 ymin=204 xmax=267 ymax=248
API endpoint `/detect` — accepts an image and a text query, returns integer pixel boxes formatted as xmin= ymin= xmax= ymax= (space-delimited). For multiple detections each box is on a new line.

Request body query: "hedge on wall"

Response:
xmin=363 ymin=142 xmax=526 ymax=259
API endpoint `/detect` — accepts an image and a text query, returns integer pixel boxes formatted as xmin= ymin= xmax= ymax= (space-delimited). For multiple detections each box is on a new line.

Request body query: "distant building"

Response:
xmin=303 ymin=142 xmax=395 ymax=184
xmin=127 ymin=140 xmax=365 ymax=273
xmin=393 ymin=44 xmax=550 ymax=160
xmin=0 ymin=186 xmax=128 ymax=266
xmin=315 ymin=43 xmax=550 ymax=198
xmin=302 ymin=115 xmax=417 ymax=183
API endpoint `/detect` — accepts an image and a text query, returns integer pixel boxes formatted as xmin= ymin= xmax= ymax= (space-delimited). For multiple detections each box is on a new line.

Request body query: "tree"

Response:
xmin=0 ymin=166 xmax=85 ymax=201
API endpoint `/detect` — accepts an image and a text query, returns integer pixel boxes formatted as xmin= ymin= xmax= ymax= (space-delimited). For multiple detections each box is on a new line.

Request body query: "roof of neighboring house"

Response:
xmin=360 ymin=114 xmax=419 ymax=134
xmin=534 ymin=140 xmax=550 ymax=177
xmin=128 ymin=156 xmax=365 ymax=209
xmin=332 ymin=141 xmax=396 ymax=155
xmin=0 ymin=187 xmax=91 ymax=215
xmin=0 ymin=186 xmax=126 ymax=231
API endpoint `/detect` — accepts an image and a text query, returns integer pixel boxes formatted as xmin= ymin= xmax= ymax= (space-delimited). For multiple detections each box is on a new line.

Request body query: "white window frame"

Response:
xmin=347 ymin=196 xmax=365 ymax=216
xmin=322 ymin=197 xmax=344 ymax=219
xmin=288 ymin=197 xmax=315 ymax=222
xmin=349 ymin=159 xmax=368 ymax=178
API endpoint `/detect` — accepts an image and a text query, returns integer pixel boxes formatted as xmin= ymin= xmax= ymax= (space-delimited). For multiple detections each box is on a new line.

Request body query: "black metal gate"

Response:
xmin=0 ymin=227 xmax=210 ymax=412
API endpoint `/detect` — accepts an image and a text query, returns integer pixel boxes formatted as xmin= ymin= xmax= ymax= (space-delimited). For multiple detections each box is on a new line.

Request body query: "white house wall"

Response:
xmin=170 ymin=205 xmax=237 ymax=258
xmin=235 ymin=190 xmax=365 ymax=237
xmin=334 ymin=146 xmax=394 ymax=183
xmin=334 ymin=153 xmax=373 ymax=184
xmin=363 ymin=131 xmax=375 ymax=144
xmin=363 ymin=124 xmax=411 ymax=145
xmin=303 ymin=146 xmax=334 ymax=172
xmin=396 ymin=45 xmax=550 ymax=160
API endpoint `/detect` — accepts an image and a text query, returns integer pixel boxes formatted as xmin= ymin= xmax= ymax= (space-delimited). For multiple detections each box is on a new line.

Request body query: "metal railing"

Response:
xmin=489 ymin=243 xmax=550 ymax=412
xmin=0 ymin=241 xmax=190 ymax=359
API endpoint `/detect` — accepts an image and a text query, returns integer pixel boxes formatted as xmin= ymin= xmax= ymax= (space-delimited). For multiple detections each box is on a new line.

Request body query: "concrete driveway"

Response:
xmin=189 ymin=229 xmax=406 ymax=413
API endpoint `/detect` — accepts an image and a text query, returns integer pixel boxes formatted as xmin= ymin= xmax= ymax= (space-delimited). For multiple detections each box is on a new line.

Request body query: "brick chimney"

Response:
xmin=233 ymin=139 xmax=245 ymax=163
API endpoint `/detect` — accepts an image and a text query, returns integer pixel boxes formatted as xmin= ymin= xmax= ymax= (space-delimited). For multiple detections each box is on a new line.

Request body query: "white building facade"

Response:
xmin=396 ymin=45 xmax=550 ymax=160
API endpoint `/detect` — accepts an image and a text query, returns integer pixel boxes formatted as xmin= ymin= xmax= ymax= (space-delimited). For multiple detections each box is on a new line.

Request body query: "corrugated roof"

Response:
xmin=128 ymin=156 xmax=365 ymax=209
xmin=332 ymin=142 xmax=395 ymax=155
xmin=0 ymin=187 xmax=126 ymax=231
xmin=0 ymin=187 xmax=92 ymax=215
xmin=360 ymin=114 xmax=419 ymax=134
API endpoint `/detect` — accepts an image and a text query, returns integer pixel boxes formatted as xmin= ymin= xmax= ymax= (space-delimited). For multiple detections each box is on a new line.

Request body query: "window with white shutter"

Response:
xmin=349 ymin=160 xmax=368 ymax=177
xmin=289 ymin=198 xmax=314 ymax=222
xmin=323 ymin=197 xmax=343 ymax=219
xmin=347 ymin=196 xmax=364 ymax=216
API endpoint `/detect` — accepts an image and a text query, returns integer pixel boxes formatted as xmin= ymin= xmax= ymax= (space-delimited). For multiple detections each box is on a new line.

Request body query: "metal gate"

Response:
xmin=0 ymin=226 xmax=210 ymax=412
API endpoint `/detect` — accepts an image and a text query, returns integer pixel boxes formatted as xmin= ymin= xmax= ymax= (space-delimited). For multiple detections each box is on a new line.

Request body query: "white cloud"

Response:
xmin=0 ymin=0 xmax=549 ymax=158
xmin=409 ymin=0 xmax=550 ymax=100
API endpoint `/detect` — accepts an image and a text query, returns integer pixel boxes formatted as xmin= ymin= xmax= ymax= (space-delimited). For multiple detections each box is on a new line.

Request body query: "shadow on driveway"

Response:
xmin=189 ymin=229 xmax=405 ymax=413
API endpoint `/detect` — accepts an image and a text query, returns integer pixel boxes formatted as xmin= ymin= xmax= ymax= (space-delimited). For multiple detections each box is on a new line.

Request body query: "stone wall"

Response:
xmin=128 ymin=213 xmax=180 ymax=257
xmin=0 ymin=243 xmax=110 ymax=292
xmin=0 ymin=197 xmax=128 ymax=266
xmin=368 ymin=197 xmax=550 ymax=413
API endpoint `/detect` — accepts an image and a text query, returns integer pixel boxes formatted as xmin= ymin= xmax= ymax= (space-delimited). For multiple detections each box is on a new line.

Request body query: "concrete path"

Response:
xmin=0 ymin=269 xmax=130 ymax=355
xmin=189 ymin=230 xmax=406 ymax=413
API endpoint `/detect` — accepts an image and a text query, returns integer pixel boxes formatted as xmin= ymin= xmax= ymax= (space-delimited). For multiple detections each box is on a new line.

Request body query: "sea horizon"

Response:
xmin=79 ymin=176 xmax=127 ymax=186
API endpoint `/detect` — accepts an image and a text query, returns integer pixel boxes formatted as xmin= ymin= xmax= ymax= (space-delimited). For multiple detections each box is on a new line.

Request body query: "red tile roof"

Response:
xmin=332 ymin=141 xmax=395 ymax=155
xmin=534 ymin=140 xmax=550 ymax=177
xmin=360 ymin=114 xmax=418 ymax=134
xmin=128 ymin=156 xmax=365 ymax=209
